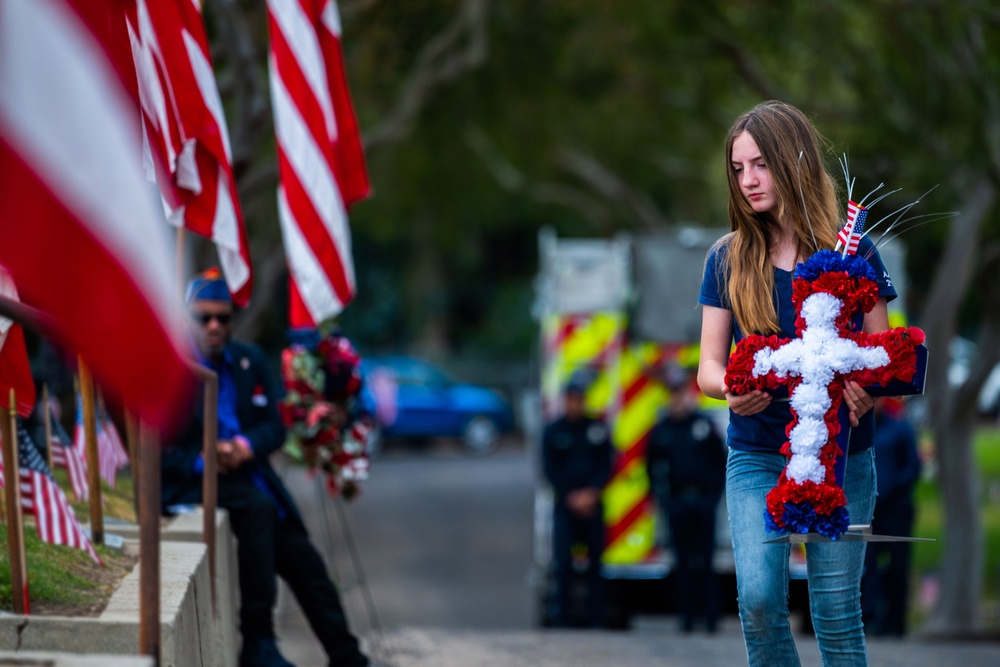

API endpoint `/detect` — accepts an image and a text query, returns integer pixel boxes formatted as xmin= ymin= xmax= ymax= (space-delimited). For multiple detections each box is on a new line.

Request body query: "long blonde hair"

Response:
xmin=720 ymin=101 xmax=842 ymax=335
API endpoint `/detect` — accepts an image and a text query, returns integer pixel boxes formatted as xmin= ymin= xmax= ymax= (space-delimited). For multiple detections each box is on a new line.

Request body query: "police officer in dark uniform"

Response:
xmin=542 ymin=379 xmax=614 ymax=628
xmin=861 ymin=398 xmax=921 ymax=636
xmin=646 ymin=363 xmax=726 ymax=633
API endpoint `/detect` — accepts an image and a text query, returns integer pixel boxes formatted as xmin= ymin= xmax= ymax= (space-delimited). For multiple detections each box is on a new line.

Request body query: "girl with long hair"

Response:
xmin=698 ymin=100 xmax=894 ymax=666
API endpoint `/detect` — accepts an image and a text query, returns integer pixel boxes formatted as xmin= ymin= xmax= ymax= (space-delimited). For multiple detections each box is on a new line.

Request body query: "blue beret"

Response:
xmin=185 ymin=268 xmax=232 ymax=304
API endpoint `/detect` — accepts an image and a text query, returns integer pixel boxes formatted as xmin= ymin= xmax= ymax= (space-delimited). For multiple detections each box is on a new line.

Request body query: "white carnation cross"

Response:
xmin=750 ymin=291 xmax=890 ymax=485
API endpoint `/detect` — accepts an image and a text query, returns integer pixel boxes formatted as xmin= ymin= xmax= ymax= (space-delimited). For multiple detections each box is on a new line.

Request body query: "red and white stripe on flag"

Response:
xmin=125 ymin=0 xmax=253 ymax=306
xmin=266 ymin=0 xmax=371 ymax=328
xmin=21 ymin=468 xmax=101 ymax=564
xmin=838 ymin=200 xmax=866 ymax=255
xmin=97 ymin=420 xmax=128 ymax=488
xmin=49 ymin=413 xmax=89 ymax=501
xmin=104 ymin=416 xmax=130 ymax=468
xmin=0 ymin=432 xmax=101 ymax=564
xmin=51 ymin=440 xmax=89 ymax=502
xmin=0 ymin=0 xmax=192 ymax=428
xmin=72 ymin=398 xmax=127 ymax=488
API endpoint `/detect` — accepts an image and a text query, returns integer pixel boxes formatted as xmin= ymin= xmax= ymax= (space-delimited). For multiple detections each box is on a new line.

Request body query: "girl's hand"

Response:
xmin=723 ymin=383 xmax=772 ymax=416
xmin=843 ymin=381 xmax=875 ymax=427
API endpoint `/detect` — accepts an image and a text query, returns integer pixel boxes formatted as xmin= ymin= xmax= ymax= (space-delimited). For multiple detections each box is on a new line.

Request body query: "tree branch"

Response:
xmin=696 ymin=8 xmax=787 ymax=102
xmin=208 ymin=0 xmax=272 ymax=179
xmin=553 ymin=146 xmax=671 ymax=229
xmin=921 ymin=175 xmax=996 ymax=418
xmin=363 ymin=0 xmax=490 ymax=151
xmin=463 ymin=127 xmax=615 ymax=232
xmin=340 ymin=0 xmax=380 ymax=20
xmin=955 ymin=14 xmax=1000 ymax=181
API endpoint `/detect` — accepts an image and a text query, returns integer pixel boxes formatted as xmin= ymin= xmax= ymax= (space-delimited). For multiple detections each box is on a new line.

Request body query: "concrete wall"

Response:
xmin=0 ymin=510 xmax=237 ymax=667
xmin=0 ymin=651 xmax=153 ymax=666
xmin=112 ymin=510 xmax=240 ymax=665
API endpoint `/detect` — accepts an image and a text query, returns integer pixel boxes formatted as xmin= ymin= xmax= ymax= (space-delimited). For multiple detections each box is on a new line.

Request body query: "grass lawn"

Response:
xmin=911 ymin=424 xmax=1000 ymax=628
xmin=0 ymin=468 xmax=138 ymax=615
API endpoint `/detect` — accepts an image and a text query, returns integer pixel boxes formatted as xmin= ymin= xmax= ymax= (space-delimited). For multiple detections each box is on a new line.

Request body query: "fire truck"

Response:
xmin=528 ymin=226 xmax=908 ymax=628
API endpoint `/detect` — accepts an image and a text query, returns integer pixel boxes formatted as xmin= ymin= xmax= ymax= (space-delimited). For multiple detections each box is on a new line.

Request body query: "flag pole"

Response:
xmin=78 ymin=358 xmax=104 ymax=546
xmin=176 ymin=226 xmax=186 ymax=305
xmin=125 ymin=409 xmax=140 ymax=516
xmin=137 ymin=419 xmax=161 ymax=663
xmin=43 ymin=383 xmax=53 ymax=470
xmin=1 ymin=389 xmax=30 ymax=615
xmin=0 ymin=295 xmax=54 ymax=334
xmin=201 ymin=368 xmax=218 ymax=612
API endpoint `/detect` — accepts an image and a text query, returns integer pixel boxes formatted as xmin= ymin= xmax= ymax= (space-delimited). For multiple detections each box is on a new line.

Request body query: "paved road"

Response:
xmin=273 ymin=440 xmax=536 ymax=664
xmin=271 ymin=442 xmax=1000 ymax=667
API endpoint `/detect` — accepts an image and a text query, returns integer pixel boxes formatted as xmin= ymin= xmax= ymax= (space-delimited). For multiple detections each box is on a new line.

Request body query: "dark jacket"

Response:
xmin=542 ymin=415 xmax=614 ymax=502
xmin=646 ymin=410 xmax=726 ymax=504
xmin=872 ymin=412 xmax=921 ymax=507
xmin=160 ymin=339 xmax=298 ymax=521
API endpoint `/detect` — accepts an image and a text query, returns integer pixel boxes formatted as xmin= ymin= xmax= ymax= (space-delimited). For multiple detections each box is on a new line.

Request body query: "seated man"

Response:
xmin=161 ymin=269 xmax=368 ymax=667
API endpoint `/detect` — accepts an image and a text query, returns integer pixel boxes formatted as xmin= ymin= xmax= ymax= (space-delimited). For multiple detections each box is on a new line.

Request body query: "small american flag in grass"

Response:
xmin=2 ymin=419 xmax=101 ymax=564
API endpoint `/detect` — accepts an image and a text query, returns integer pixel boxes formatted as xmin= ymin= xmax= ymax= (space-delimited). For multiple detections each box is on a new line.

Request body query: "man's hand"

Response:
xmin=566 ymin=488 xmax=601 ymax=518
xmin=217 ymin=437 xmax=254 ymax=472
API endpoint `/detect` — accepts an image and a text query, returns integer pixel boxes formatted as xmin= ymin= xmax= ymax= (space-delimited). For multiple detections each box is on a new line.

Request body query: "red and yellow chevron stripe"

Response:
xmin=602 ymin=343 xmax=669 ymax=565
xmin=542 ymin=316 xmax=727 ymax=567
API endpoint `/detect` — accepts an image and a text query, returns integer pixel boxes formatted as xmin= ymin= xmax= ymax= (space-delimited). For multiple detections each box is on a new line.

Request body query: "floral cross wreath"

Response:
xmin=725 ymin=250 xmax=925 ymax=539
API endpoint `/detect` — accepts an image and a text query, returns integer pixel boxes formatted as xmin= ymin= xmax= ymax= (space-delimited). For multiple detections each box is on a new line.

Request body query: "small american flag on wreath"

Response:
xmin=837 ymin=200 xmax=868 ymax=256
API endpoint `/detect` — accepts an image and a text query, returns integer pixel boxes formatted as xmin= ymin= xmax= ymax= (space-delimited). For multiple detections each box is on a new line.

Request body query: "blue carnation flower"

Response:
xmin=796 ymin=250 xmax=876 ymax=282
xmin=764 ymin=502 xmax=851 ymax=539
xmin=814 ymin=507 xmax=851 ymax=539
xmin=764 ymin=511 xmax=785 ymax=534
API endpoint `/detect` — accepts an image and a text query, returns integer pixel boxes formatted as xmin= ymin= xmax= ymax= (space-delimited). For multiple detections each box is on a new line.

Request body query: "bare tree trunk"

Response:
xmin=232 ymin=246 xmax=289 ymax=342
xmin=408 ymin=215 xmax=449 ymax=360
xmin=920 ymin=176 xmax=997 ymax=636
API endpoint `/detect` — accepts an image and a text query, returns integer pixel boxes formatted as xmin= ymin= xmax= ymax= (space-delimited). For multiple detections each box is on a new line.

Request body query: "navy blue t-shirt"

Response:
xmin=699 ymin=235 xmax=897 ymax=454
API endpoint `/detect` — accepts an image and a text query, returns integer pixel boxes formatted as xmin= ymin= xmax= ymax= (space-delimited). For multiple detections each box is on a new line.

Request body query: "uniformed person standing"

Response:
xmin=542 ymin=380 xmax=614 ymax=628
xmin=646 ymin=363 xmax=726 ymax=633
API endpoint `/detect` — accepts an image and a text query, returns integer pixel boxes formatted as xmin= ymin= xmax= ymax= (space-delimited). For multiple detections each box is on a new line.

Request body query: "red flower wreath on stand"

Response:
xmin=279 ymin=329 xmax=372 ymax=500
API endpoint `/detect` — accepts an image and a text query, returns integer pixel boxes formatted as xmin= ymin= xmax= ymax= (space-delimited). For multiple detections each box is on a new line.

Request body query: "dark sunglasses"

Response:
xmin=191 ymin=312 xmax=232 ymax=326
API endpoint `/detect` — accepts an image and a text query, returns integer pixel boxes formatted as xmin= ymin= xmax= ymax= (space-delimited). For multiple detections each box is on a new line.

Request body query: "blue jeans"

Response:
xmin=727 ymin=447 xmax=875 ymax=667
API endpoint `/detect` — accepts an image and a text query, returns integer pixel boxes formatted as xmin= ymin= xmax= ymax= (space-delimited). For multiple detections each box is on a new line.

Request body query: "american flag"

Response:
xmin=73 ymin=395 xmax=128 ymax=489
xmin=0 ymin=418 xmax=100 ymax=564
xmin=0 ymin=0 xmax=191 ymax=429
xmin=125 ymin=0 xmax=253 ymax=306
xmin=49 ymin=413 xmax=88 ymax=502
xmin=100 ymin=409 xmax=130 ymax=486
xmin=266 ymin=0 xmax=371 ymax=328
xmin=838 ymin=200 xmax=868 ymax=255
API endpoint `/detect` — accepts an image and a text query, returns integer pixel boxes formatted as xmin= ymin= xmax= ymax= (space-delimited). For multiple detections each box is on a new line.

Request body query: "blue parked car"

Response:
xmin=358 ymin=355 xmax=515 ymax=455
